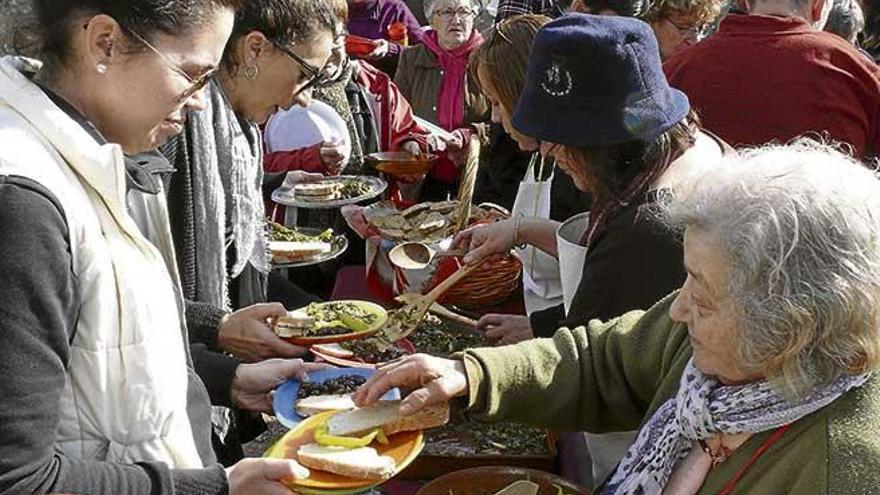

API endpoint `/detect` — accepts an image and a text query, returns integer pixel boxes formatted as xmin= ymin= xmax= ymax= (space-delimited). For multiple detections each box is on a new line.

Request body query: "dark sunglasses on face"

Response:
xmin=272 ymin=41 xmax=335 ymax=97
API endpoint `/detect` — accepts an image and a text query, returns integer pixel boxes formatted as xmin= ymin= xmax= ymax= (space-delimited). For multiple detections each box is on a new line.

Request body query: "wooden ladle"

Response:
xmin=388 ymin=241 xmax=467 ymax=270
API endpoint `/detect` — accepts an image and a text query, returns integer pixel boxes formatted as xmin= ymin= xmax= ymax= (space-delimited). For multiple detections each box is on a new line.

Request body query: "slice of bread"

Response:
xmin=326 ymin=400 xmax=450 ymax=437
xmin=270 ymin=241 xmax=332 ymax=263
xmin=294 ymin=182 xmax=341 ymax=198
xmin=297 ymin=444 xmax=396 ymax=480
xmin=295 ymin=394 xmax=357 ymax=417
xmin=272 ymin=310 xmax=315 ymax=337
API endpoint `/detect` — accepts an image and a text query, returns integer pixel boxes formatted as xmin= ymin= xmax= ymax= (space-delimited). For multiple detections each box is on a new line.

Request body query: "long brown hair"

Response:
xmin=566 ymin=109 xmax=701 ymax=205
xmin=568 ymin=109 xmax=701 ymax=247
xmin=469 ymin=14 xmax=551 ymax=112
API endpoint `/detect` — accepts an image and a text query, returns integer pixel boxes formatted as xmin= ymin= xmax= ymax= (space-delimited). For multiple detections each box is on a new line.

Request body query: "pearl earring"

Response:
xmin=96 ymin=62 xmax=108 ymax=74
xmin=245 ymin=65 xmax=259 ymax=80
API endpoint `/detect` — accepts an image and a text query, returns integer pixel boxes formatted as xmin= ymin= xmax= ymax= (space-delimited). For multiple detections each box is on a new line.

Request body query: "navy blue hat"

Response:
xmin=512 ymin=13 xmax=689 ymax=146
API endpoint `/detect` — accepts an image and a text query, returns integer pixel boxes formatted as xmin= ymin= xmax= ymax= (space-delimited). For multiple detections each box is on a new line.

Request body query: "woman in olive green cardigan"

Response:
xmin=354 ymin=140 xmax=880 ymax=494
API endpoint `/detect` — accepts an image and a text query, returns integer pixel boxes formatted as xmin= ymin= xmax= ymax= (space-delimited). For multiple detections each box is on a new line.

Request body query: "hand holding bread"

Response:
xmin=352 ymin=354 xmax=469 ymax=415
xmin=218 ymin=303 xmax=308 ymax=361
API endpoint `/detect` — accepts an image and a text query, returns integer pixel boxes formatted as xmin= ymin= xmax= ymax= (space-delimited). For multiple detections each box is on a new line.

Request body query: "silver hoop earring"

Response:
xmin=96 ymin=62 xmax=108 ymax=74
xmin=245 ymin=65 xmax=259 ymax=80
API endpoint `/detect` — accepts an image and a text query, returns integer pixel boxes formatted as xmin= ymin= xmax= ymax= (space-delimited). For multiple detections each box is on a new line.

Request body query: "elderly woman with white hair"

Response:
xmin=394 ymin=0 xmax=489 ymax=200
xmin=353 ymin=140 xmax=880 ymax=493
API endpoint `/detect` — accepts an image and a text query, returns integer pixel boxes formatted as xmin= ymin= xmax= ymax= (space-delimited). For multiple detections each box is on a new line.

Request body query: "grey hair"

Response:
xmin=824 ymin=0 xmax=865 ymax=44
xmin=424 ymin=0 xmax=482 ymax=20
xmin=659 ymin=139 xmax=880 ymax=397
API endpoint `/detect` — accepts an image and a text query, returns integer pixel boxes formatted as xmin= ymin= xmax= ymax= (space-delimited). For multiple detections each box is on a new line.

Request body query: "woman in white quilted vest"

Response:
xmin=0 ymin=1 xmax=322 ymax=494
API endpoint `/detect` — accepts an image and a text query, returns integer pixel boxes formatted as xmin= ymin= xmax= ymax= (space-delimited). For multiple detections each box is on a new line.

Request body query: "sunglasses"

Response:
xmin=125 ymin=27 xmax=217 ymax=102
xmin=272 ymin=41 xmax=336 ymax=97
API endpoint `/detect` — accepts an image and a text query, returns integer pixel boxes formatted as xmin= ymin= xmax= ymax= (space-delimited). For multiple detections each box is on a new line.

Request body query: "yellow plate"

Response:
xmin=282 ymin=300 xmax=389 ymax=345
xmin=264 ymin=410 xmax=424 ymax=492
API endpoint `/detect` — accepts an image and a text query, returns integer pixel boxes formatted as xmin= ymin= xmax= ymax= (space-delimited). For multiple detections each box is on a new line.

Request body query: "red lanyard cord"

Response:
xmin=717 ymin=423 xmax=793 ymax=495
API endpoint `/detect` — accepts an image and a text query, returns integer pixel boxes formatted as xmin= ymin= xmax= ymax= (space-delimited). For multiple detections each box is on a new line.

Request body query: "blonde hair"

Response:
xmin=660 ymin=139 xmax=880 ymax=397
xmin=469 ymin=14 xmax=551 ymax=113
xmin=643 ymin=0 xmax=723 ymax=24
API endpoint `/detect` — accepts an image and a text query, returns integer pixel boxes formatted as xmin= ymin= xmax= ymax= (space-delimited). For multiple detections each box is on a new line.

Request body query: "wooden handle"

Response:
xmin=423 ymin=260 xmax=482 ymax=304
xmin=428 ymin=302 xmax=479 ymax=329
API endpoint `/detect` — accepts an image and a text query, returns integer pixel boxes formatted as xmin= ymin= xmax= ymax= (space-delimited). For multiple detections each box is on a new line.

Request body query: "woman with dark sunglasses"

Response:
xmin=154 ymin=0 xmax=339 ymax=369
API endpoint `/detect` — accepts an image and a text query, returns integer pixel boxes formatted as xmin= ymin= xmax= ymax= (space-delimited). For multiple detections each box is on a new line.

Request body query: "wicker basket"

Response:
xmin=440 ymin=255 xmax=521 ymax=308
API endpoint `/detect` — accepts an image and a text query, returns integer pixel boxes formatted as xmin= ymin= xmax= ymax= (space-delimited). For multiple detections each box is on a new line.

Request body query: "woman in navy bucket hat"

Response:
xmin=453 ymin=13 xmax=730 ymax=483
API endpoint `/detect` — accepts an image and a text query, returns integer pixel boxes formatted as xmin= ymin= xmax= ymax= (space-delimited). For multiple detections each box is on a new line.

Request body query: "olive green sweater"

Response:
xmin=459 ymin=293 xmax=880 ymax=494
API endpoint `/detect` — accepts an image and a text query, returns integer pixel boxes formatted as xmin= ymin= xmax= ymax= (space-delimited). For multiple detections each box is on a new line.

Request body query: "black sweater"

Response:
xmin=530 ymin=191 xmax=686 ymax=337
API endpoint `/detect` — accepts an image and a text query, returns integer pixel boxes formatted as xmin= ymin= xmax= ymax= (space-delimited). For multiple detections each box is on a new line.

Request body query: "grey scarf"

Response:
xmin=188 ymin=79 xmax=269 ymax=310
xmin=605 ymin=359 xmax=870 ymax=494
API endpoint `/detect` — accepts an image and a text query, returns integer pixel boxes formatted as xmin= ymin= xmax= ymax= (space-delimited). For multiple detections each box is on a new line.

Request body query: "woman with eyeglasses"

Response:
xmin=393 ymin=0 xmax=490 ymax=200
xmin=571 ymin=0 xmax=723 ymax=59
xmin=156 ymin=0 xmax=339 ymax=368
xmin=0 ymin=0 xmax=320 ymax=493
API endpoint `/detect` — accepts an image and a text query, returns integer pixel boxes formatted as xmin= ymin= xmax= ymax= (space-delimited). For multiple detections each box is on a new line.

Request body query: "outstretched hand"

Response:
xmin=352 ymin=354 xmax=469 ymax=415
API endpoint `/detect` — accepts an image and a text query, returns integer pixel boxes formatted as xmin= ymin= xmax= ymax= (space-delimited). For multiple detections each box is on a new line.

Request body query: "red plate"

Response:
xmin=311 ymin=339 xmax=415 ymax=369
xmin=345 ymin=35 xmax=377 ymax=57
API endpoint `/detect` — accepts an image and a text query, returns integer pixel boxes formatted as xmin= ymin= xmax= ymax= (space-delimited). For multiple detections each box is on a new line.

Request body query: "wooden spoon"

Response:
xmin=382 ymin=261 xmax=484 ymax=341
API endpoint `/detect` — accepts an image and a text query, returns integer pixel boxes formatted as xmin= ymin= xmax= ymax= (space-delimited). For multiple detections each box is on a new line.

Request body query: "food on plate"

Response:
xmin=341 ymin=339 xmax=407 ymax=362
xmin=297 ymin=375 xmax=367 ymax=400
xmin=303 ymin=301 xmax=380 ymax=332
xmin=327 ymin=399 xmax=450 ymax=437
xmin=272 ymin=301 xmax=385 ymax=339
xmin=271 ymin=312 xmax=350 ymax=338
xmin=268 ymin=223 xmax=335 ymax=263
xmin=362 ymin=200 xmax=504 ymax=242
xmin=271 ymin=310 xmax=316 ymax=338
xmin=295 ymin=394 xmax=358 ymax=417
xmin=269 ymin=241 xmax=332 ymax=264
xmin=294 ymin=181 xmax=341 ymax=200
xmin=339 ymin=178 xmax=373 ymax=198
xmin=290 ymin=178 xmax=374 ymax=202
xmin=294 ymin=374 xmax=368 ymax=416
xmin=270 ymin=222 xmax=335 ymax=243
xmin=313 ymin=423 xmax=389 ymax=448
xmin=296 ymin=444 xmax=396 ymax=480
